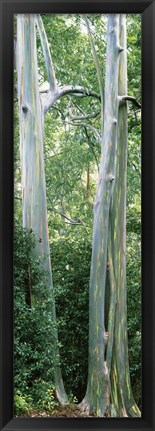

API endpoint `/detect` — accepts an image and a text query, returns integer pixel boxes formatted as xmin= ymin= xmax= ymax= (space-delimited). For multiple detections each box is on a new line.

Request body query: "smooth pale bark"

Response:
xmin=80 ymin=14 xmax=141 ymax=418
xmin=80 ymin=15 xmax=120 ymax=417
xmin=36 ymin=14 xmax=57 ymax=92
xmin=84 ymin=16 xmax=104 ymax=136
xmin=16 ymin=13 xmax=102 ymax=405
xmin=16 ymin=14 xmax=68 ymax=405
xmin=108 ymin=15 xmax=140 ymax=417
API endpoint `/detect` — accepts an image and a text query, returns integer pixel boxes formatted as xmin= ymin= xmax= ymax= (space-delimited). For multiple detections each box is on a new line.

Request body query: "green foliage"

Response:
xmin=30 ymin=379 xmax=58 ymax=411
xmin=51 ymin=233 xmax=91 ymax=400
xmin=127 ymin=14 xmax=141 ymax=102
xmin=126 ymin=232 xmax=141 ymax=407
xmin=14 ymin=391 xmax=32 ymax=416
xmin=14 ymin=382 xmax=58 ymax=415
xmin=125 ymin=13 xmax=141 ymax=408
xmin=14 ymin=223 xmax=57 ymax=407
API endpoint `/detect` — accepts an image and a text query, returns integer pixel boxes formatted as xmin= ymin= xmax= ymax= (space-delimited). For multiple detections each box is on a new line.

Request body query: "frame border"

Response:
xmin=0 ymin=1 xmax=155 ymax=430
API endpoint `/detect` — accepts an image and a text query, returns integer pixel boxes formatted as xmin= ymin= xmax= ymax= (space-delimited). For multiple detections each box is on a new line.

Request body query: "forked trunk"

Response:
xmin=80 ymin=15 xmax=120 ymax=417
xmin=80 ymin=14 xmax=140 ymax=417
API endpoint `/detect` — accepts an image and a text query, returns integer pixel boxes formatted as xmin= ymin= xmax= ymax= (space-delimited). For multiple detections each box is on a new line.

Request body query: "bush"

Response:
xmin=51 ymin=233 xmax=91 ymax=401
xmin=14 ymin=391 xmax=32 ymax=416
xmin=126 ymin=231 xmax=141 ymax=408
xmin=30 ymin=379 xmax=58 ymax=411
xmin=14 ymin=223 xmax=56 ymax=406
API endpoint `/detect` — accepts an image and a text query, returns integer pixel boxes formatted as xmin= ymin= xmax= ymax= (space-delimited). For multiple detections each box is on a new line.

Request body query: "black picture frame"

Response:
xmin=0 ymin=0 xmax=154 ymax=430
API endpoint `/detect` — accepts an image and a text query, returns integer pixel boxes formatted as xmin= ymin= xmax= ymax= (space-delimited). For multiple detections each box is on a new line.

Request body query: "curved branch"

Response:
xmin=63 ymin=119 xmax=102 ymax=144
xmin=48 ymin=207 xmax=84 ymax=225
xmin=69 ymin=99 xmax=88 ymax=116
xmin=43 ymin=85 xmax=100 ymax=114
xmin=69 ymin=110 xmax=100 ymax=121
xmin=118 ymin=95 xmax=141 ymax=109
xmin=58 ymin=85 xmax=100 ymax=100
xmin=52 ymin=106 xmax=66 ymax=120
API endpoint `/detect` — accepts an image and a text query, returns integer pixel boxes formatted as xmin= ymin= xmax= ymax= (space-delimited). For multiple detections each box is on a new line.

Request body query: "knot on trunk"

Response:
xmin=117 ymin=44 xmax=124 ymax=53
xmin=109 ymin=173 xmax=115 ymax=182
xmin=21 ymin=104 xmax=29 ymax=114
xmin=113 ymin=118 xmax=117 ymax=125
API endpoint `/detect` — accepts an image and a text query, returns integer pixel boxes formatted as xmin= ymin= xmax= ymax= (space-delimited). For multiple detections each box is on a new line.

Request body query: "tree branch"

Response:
xmin=15 ymin=196 xmax=22 ymax=201
xmin=48 ymin=206 xmax=84 ymax=225
xmin=84 ymin=127 xmax=99 ymax=171
xmin=35 ymin=15 xmax=57 ymax=92
xmin=118 ymin=95 xmax=141 ymax=109
xmin=52 ymin=106 xmax=66 ymax=120
xmin=84 ymin=16 xmax=104 ymax=105
xmin=69 ymin=99 xmax=87 ymax=116
xmin=39 ymin=81 xmax=50 ymax=93
xmin=69 ymin=110 xmax=100 ymax=121
xmin=36 ymin=14 xmax=101 ymax=117
xmin=62 ymin=119 xmax=102 ymax=144
xmin=45 ymin=102 xmax=100 ymax=167
xmin=58 ymin=86 xmax=100 ymax=101
xmin=83 ymin=16 xmax=104 ymax=136
xmin=52 ymin=104 xmax=100 ymax=123
xmin=43 ymin=85 xmax=100 ymax=114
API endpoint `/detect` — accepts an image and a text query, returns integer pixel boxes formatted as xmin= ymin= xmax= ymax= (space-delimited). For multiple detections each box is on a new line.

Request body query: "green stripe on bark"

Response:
xmin=81 ymin=15 xmax=121 ymax=417
xmin=109 ymin=14 xmax=140 ymax=417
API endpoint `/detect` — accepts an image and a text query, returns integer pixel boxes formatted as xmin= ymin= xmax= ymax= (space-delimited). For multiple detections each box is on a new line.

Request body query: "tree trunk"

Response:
xmin=107 ymin=14 xmax=140 ymax=417
xmin=80 ymin=15 xmax=120 ymax=417
xmin=16 ymin=14 xmax=68 ymax=405
xmin=80 ymin=14 xmax=141 ymax=417
xmin=24 ymin=265 xmax=32 ymax=307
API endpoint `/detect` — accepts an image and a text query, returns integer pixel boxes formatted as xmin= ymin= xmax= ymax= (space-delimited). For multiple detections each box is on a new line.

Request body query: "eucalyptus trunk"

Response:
xmin=16 ymin=14 xmax=68 ymax=404
xmin=80 ymin=15 xmax=120 ymax=417
xmin=80 ymin=14 xmax=141 ymax=417
xmin=107 ymin=14 xmax=140 ymax=417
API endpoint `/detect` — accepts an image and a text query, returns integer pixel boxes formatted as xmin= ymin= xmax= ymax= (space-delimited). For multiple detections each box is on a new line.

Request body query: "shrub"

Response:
xmin=14 ymin=223 xmax=56 ymax=406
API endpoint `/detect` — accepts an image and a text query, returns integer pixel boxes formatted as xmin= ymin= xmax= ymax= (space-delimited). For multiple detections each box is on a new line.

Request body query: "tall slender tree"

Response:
xmin=107 ymin=14 xmax=140 ymax=417
xmin=16 ymin=13 xmax=100 ymax=404
xmin=80 ymin=14 xmax=141 ymax=417
xmin=16 ymin=14 xmax=68 ymax=404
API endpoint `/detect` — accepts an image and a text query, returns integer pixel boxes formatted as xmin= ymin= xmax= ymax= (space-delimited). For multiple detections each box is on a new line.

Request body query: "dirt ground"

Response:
xmin=26 ymin=403 xmax=96 ymax=418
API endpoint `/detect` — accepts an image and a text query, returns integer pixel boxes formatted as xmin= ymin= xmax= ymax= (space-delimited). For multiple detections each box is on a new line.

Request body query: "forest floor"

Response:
xmin=25 ymin=403 xmax=96 ymax=418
